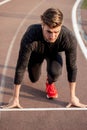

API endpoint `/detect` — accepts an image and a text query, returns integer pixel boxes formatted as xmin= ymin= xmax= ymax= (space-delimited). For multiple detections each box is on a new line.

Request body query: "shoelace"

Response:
xmin=47 ymin=84 xmax=56 ymax=93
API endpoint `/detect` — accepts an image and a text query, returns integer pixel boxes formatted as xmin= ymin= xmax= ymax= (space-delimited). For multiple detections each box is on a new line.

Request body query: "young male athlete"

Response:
xmin=1 ymin=8 xmax=87 ymax=108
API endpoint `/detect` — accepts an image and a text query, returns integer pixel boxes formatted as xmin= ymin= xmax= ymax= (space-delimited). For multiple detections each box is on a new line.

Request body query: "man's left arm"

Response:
xmin=65 ymin=34 xmax=87 ymax=108
xmin=67 ymin=82 xmax=87 ymax=108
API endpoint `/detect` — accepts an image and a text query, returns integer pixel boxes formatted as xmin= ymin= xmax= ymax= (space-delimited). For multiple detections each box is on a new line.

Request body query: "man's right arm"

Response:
xmin=1 ymin=84 xmax=23 ymax=108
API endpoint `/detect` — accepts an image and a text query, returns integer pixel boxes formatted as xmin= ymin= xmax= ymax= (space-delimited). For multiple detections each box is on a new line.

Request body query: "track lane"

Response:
xmin=0 ymin=0 xmax=87 ymax=130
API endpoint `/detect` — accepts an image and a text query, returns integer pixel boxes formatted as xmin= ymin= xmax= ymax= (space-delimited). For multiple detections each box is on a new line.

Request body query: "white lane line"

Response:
xmin=0 ymin=0 xmax=11 ymax=6
xmin=0 ymin=0 xmax=46 ymax=116
xmin=0 ymin=108 xmax=87 ymax=111
xmin=72 ymin=0 xmax=87 ymax=59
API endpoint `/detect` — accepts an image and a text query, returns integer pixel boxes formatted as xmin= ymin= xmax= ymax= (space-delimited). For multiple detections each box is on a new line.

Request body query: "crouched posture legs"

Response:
xmin=46 ymin=55 xmax=63 ymax=84
xmin=28 ymin=53 xmax=44 ymax=83
xmin=28 ymin=52 xmax=63 ymax=84
xmin=45 ymin=54 xmax=63 ymax=98
xmin=27 ymin=52 xmax=62 ymax=99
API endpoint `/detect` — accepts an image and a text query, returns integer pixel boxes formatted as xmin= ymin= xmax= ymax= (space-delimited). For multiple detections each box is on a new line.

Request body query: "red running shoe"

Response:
xmin=46 ymin=83 xmax=58 ymax=99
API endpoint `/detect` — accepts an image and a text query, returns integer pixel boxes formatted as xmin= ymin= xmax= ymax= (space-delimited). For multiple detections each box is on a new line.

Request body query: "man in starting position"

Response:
xmin=1 ymin=8 xmax=87 ymax=108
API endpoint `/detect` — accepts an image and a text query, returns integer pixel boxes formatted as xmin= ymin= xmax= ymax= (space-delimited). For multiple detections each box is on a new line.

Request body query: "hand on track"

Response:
xmin=0 ymin=98 xmax=23 ymax=109
xmin=66 ymin=96 xmax=87 ymax=108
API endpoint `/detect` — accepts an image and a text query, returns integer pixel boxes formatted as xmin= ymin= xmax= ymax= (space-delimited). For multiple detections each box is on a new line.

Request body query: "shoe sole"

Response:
xmin=47 ymin=94 xmax=58 ymax=99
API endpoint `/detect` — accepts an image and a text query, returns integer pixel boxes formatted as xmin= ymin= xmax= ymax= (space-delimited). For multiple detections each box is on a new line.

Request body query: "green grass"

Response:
xmin=81 ymin=0 xmax=87 ymax=9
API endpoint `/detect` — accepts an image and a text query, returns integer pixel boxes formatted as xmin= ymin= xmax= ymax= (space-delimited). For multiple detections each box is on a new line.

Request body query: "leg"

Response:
xmin=45 ymin=53 xmax=63 ymax=98
xmin=46 ymin=53 xmax=63 ymax=84
xmin=28 ymin=52 xmax=44 ymax=82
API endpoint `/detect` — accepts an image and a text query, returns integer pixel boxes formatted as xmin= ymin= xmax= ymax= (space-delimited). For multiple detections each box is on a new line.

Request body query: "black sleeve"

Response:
xmin=65 ymin=32 xmax=77 ymax=82
xmin=14 ymin=26 xmax=37 ymax=84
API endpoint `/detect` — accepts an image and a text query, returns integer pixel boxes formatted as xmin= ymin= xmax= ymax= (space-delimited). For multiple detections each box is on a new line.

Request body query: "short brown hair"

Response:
xmin=41 ymin=8 xmax=63 ymax=28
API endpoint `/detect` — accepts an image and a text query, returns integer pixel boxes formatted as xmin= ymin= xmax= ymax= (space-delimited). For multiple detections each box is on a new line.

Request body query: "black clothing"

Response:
xmin=28 ymin=52 xmax=63 ymax=84
xmin=14 ymin=24 xmax=77 ymax=84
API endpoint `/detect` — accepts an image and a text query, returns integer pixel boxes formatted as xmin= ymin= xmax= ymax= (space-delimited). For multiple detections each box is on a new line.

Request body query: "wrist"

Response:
xmin=12 ymin=93 xmax=20 ymax=99
xmin=12 ymin=84 xmax=21 ymax=99
xmin=69 ymin=82 xmax=76 ymax=99
xmin=71 ymin=96 xmax=79 ymax=103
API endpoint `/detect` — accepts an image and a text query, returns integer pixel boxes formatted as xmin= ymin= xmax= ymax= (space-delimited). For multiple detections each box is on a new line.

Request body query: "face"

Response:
xmin=42 ymin=24 xmax=62 ymax=43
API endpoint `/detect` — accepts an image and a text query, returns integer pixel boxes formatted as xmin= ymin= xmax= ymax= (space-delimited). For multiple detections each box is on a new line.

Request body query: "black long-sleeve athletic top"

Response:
xmin=14 ymin=24 xmax=77 ymax=84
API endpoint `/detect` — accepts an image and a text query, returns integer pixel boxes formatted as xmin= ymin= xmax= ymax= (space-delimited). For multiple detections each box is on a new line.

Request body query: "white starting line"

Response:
xmin=0 ymin=108 xmax=87 ymax=111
